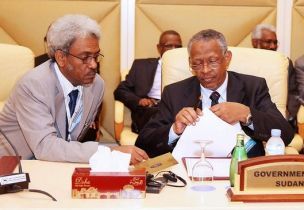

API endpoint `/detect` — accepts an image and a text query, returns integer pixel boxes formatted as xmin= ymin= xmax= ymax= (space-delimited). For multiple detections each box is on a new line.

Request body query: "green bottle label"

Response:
xmin=229 ymin=134 xmax=248 ymax=187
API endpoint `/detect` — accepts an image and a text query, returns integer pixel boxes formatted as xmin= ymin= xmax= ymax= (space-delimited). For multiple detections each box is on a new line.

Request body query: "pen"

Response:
xmin=194 ymin=96 xmax=202 ymax=111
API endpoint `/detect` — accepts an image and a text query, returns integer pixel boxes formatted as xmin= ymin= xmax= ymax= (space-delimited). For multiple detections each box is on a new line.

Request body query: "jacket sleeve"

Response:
xmin=286 ymin=59 xmax=300 ymax=118
xmin=114 ymin=61 xmax=142 ymax=111
xmin=13 ymin=77 xmax=99 ymax=162
xmin=242 ymin=78 xmax=294 ymax=146
xmin=135 ymin=87 xmax=174 ymax=157
xmin=295 ymin=55 xmax=304 ymax=103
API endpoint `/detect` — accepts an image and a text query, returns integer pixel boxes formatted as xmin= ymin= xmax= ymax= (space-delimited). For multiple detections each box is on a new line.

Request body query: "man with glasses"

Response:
xmin=251 ymin=23 xmax=278 ymax=51
xmin=251 ymin=24 xmax=299 ymax=129
xmin=136 ymin=29 xmax=294 ymax=158
xmin=114 ymin=30 xmax=182 ymax=133
xmin=0 ymin=14 xmax=148 ymax=164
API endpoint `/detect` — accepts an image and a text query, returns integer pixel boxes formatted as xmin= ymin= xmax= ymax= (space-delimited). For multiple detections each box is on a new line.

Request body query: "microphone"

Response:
xmin=0 ymin=128 xmax=30 ymax=194
xmin=0 ymin=128 xmax=56 ymax=201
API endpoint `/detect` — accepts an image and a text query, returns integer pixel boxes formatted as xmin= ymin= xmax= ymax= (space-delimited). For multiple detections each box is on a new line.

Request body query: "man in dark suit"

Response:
xmin=135 ymin=29 xmax=294 ymax=158
xmin=252 ymin=23 xmax=300 ymax=129
xmin=114 ymin=30 xmax=182 ymax=133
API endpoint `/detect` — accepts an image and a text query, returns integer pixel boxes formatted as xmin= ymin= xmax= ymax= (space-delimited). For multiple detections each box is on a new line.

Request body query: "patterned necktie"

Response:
xmin=209 ymin=91 xmax=220 ymax=107
xmin=68 ymin=89 xmax=79 ymax=116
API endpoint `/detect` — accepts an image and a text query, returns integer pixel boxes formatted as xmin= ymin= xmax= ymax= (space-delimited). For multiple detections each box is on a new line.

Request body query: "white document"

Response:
xmin=185 ymin=157 xmax=231 ymax=179
xmin=172 ymin=107 xmax=242 ymax=162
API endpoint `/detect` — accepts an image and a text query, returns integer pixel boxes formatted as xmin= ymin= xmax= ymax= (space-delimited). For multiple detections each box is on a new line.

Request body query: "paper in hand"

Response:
xmin=172 ymin=107 xmax=242 ymax=162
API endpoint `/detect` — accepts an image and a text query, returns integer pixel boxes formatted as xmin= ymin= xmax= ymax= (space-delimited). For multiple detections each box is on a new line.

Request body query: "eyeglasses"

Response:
xmin=160 ymin=44 xmax=182 ymax=49
xmin=61 ymin=50 xmax=104 ymax=64
xmin=259 ymin=39 xmax=278 ymax=46
xmin=189 ymin=53 xmax=226 ymax=71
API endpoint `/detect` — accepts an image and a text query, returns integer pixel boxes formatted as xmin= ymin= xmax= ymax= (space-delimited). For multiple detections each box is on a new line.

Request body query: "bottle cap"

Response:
xmin=271 ymin=129 xmax=281 ymax=137
xmin=236 ymin=133 xmax=245 ymax=141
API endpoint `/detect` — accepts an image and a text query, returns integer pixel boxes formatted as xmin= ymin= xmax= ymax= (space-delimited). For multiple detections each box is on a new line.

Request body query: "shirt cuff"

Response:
xmin=168 ymin=125 xmax=180 ymax=146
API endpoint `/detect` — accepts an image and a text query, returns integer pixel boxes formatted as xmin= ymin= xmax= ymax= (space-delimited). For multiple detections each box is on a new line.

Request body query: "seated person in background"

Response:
xmin=135 ymin=29 xmax=294 ymax=158
xmin=114 ymin=30 xmax=182 ymax=133
xmin=294 ymin=55 xmax=304 ymax=105
xmin=0 ymin=14 xmax=148 ymax=164
xmin=252 ymin=23 xmax=300 ymax=128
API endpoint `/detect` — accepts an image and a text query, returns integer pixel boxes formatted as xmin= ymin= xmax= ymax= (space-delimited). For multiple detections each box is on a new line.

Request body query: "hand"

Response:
xmin=111 ymin=145 xmax=149 ymax=165
xmin=138 ymin=98 xmax=158 ymax=107
xmin=90 ymin=122 xmax=97 ymax=129
xmin=90 ymin=122 xmax=101 ymax=140
xmin=173 ymin=107 xmax=202 ymax=135
xmin=209 ymin=102 xmax=250 ymax=124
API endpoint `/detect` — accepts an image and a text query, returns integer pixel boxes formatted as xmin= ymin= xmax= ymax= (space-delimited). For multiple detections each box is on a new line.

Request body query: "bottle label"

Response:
xmin=266 ymin=144 xmax=285 ymax=155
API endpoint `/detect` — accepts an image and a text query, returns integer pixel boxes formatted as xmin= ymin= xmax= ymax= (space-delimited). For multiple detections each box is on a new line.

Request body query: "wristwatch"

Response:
xmin=242 ymin=113 xmax=253 ymax=126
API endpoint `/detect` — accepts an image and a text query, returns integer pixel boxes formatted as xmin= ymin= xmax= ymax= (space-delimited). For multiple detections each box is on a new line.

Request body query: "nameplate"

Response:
xmin=227 ymin=155 xmax=304 ymax=202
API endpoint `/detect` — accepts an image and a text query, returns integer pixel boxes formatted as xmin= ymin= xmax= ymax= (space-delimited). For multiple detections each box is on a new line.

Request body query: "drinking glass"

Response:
xmin=191 ymin=140 xmax=215 ymax=191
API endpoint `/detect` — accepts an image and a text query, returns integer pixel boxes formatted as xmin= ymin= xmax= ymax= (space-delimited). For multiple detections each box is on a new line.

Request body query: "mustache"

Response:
xmin=89 ymin=68 xmax=97 ymax=75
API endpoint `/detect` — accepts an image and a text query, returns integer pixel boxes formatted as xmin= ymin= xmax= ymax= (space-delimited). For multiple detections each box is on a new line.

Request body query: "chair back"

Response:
xmin=161 ymin=47 xmax=289 ymax=116
xmin=0 ymin=44 xmax=34 ymax=110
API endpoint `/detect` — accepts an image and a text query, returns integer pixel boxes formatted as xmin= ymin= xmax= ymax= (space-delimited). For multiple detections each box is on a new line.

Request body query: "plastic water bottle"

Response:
xmin=265 ymin=129 xmax=285 ymax=155
xmin=229 ymin=133 xmax=248 ymax=187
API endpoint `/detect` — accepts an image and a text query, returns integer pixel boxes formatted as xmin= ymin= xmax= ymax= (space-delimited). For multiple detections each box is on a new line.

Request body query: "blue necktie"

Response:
xmin=209 ymin=91 xmax=220 ymax=107
xmin=68 ymin=89 xmax=79 ymax=116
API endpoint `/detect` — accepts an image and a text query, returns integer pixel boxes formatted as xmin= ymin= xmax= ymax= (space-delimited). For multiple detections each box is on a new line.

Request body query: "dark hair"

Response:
xmin=187 ymin=29 xmax=227 ymax=55
xmin=159 ymin=30 xmax=181 ymax=44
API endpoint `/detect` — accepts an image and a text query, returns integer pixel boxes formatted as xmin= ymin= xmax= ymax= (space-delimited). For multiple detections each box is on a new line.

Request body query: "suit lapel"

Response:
xmin=146 ymin=58 xmax=159 ymax=88
xmin=55 ymin=90 xmax=66 ymax=139
xmin=149 ymin=58 xmax=159 ymax=74
xmin=227 ymin=72 xmax=245 ymax=103
xmin=183 ymin=77 xmax=201 ymax=107
xmin=74 ymin=86 xmax=94 ymax=137
xmin=51 ymin=64 xmax=67 ymax=139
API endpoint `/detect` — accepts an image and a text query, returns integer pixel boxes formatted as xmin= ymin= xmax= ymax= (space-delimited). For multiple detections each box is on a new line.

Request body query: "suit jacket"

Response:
xmin=286 ymin=59 xmax=300 ymax=118
xmin=114 ymin=58 xmax=159 ymax=111
xmin=295 ymin=55 xmax=304 ymax=104
xmin=0 ymin=60 xmax=104 ymax=162
xmin=135 ymin=71 xmax=294 ymax=158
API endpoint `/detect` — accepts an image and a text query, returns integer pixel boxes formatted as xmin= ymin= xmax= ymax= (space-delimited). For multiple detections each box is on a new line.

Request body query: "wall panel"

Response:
xmin=135 ymin=0 xmax=277 ymax=58
xmin=291 ymin=0 xmax=304 ymax=60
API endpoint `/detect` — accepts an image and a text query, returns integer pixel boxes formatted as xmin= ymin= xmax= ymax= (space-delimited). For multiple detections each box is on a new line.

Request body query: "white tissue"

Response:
xmin=89 ymin=145 xmax=131 ymax=172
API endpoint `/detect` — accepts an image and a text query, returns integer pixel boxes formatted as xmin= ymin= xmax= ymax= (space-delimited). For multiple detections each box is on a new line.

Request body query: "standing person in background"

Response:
xmin=0 ymin=14 xmax=148 ymax=164
xmin=251 ymin=23 xmax=300 ymax=130
xmin=114 ymin=30 xmax=182 ymax=133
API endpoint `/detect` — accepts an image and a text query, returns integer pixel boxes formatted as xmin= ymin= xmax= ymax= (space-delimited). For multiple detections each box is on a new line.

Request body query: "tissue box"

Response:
xmin=72 ymin=168 xmax=146 ymax=199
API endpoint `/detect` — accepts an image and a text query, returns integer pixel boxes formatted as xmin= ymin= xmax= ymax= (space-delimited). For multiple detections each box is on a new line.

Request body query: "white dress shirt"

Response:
xmin=147 ymin=59 xmax=162 ymax=100
xmin=54 ymin=63 xmax=83 ymax=140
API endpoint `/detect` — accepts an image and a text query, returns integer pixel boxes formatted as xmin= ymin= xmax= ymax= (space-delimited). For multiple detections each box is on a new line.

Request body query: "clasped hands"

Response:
xmin=138 ymin=98 xmax=159 ymax=107
xmin=107 ymin=98 xmax=158 ymax=166
xmin=173 ymin=102 xmax=250 ymax=135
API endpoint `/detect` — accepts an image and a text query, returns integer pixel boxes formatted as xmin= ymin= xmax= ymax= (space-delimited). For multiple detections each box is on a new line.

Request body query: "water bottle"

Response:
xmin=229 ymin=133 xmax=248 ymax=187
xmin=265 ymin=129 xmax=285 ymax=155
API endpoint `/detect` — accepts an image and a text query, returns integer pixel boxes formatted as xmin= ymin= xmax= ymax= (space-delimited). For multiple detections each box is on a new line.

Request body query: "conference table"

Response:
xmin=1 ymin=160 xmax=304 ymax=210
